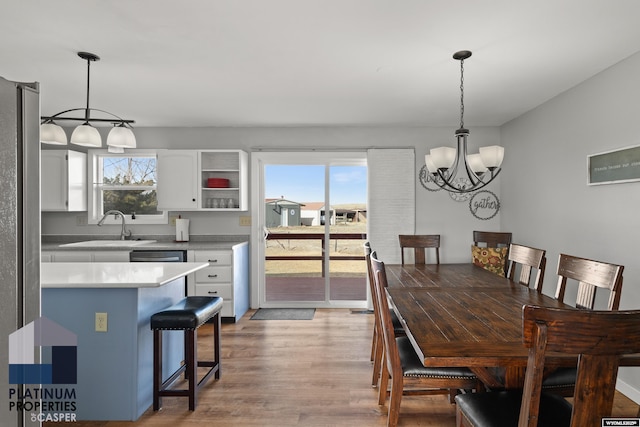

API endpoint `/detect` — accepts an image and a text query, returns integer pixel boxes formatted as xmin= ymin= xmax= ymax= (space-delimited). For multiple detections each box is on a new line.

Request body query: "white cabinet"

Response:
xmin=187 ymin=242 xmax=249 ymax=322
xmin=42 ymin=251 xmax=130 ymax=262
xmin=156 ymin=149 xmax=248 ymax=211
xmin=41 ymin=150 xmax=87 ymax=211
xmin=199 ymin=150 xmax=248 ymax=211
xmin=156 ymin=150 xmax=198 ymax=210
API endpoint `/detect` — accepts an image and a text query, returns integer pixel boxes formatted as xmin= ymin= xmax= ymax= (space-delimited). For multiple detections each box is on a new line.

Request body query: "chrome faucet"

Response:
xmin=97 ymin=210 xmax=132 ymax=240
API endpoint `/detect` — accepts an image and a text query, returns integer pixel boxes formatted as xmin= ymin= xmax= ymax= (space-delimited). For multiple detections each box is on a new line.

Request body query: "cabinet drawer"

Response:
xmin=195 ymin=266 xmax=231 ymax=283
xmin=194 ymin=284 xmax=232 ymax=299
xmin=194 ymin=251 xmax=231 ymax=265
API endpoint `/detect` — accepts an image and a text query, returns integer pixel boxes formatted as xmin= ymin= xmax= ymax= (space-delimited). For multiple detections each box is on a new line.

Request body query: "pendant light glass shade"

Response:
xmin=70 ymin=124 xmax=102 ymax=147
xmin=107 ymin=125 xmax=136 ymax=148
xmin=107 ymin=145 xmax=125 ymax=153
xmin=478 ymin=145 xmax=505 ymax=170
xmin=40 ymin=123 xmax=67 ymax=145
xmin=430 ymin=146 xmax=457 ymax=170
xmin=424 ymin=154 xmax=438 ymax=174
xmin=466 ymin=153 xmax=488 ymax=174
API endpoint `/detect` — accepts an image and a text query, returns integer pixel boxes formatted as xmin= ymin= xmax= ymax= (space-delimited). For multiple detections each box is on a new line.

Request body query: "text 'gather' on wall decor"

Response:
xmin=469 ymin=190 xmax=500 ymax=220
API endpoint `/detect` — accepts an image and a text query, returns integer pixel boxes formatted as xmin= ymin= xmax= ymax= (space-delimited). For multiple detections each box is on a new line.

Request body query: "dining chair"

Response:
xmin=364 ymin=242 xmax=405 ymax=388
xmin=473 ymin=230 xmax=512 ymax=248
xmin=541 ymin=253 xmax=625 ymax=396
xmin=455 ymin=305 xmax=640 ymax=427
xmin=398 ymin=234 xmax=440 ymax=265
xmin=472 ymin=231 xmax=512 ymax=277
xmin=370 ymin=252 xmax=482 ymax=427
xmin=506 ymin=244 xmax=546 ymax=293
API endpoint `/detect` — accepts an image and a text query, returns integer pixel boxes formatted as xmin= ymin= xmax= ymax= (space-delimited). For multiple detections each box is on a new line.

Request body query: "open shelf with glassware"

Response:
xmin=199 ymin=150 xmax=248 ymax=211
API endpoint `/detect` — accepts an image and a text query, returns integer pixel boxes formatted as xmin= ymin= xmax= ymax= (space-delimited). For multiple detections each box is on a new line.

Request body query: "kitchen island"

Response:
xmin=41 ymin=262 xmax=208 ymax=421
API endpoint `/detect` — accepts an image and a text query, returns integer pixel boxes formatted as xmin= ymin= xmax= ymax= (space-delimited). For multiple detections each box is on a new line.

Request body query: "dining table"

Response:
xmin=383 ymin=263 xmax=640 ymax=389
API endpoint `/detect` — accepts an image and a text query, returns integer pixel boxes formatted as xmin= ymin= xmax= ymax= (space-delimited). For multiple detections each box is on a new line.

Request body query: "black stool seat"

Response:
xmin=151 ymin=296 xmax=223 ymax=330
xmin=151 ymin=296 xmax=223 ymax=411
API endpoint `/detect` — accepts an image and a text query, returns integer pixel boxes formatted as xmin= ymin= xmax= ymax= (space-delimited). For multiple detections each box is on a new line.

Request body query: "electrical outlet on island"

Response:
xmin=95 ymin=312 xmax=108 ymax=332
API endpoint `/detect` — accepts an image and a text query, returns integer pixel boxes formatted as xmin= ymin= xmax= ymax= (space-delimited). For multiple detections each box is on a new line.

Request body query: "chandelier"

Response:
xmin=40 ymin=52 xmax=136 ymax=152
xmin=424 ymin=50 xmax=504 ymax=193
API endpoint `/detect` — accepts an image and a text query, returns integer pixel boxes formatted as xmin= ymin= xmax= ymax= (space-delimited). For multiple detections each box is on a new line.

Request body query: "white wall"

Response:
xmin=42 ymin=125 xmax=501 ymax=262
xmin=501 ymin=51 xmax=640 ymax=400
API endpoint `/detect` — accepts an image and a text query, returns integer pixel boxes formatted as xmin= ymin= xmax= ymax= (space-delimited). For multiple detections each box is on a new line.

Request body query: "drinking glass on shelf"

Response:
xmin=212 ymin=198 xmax=219 ymax=208
xmin=227 ymin=198 xmax=235 ymax=208
xmin=218 ymin=198 xmax=227 ymax=209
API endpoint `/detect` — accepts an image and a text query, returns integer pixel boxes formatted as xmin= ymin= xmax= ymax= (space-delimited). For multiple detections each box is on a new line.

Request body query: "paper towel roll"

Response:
xmin=175 ymin=218 xmax=190 ymax=242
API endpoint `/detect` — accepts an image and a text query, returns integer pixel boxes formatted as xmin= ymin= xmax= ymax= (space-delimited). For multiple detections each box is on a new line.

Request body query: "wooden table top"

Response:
xmin=384 ymin=264 xmax=564 ymax=366
xmin=385 ymin=262 xmax=519 ymax=289
xmin=386 ymin=286 xmax=567 ymax=366
xmin=384 ymin=263 xmax=640 ymax=388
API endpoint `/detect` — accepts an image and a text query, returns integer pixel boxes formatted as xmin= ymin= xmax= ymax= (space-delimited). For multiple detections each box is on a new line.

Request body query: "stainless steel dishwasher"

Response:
xmin=129 ymin=250 xmax=187 ymax=263
xmin=130 ymin=250 xmax=189 ymax=293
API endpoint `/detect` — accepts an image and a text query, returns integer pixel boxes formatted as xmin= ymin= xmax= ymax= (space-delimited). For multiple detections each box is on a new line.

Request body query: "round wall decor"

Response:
xmin=469 ymin=190 xmax=500 ymax=220
xmin=418 ymin=164 xmax=443 ymax=192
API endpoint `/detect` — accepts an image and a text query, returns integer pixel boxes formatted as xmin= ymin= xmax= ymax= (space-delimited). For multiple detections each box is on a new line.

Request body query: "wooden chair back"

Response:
xmin=506 ymin=244 xmax=546 ymax=292
xmin=518 ymin=305 xmax=640 ymax=427
xmin=554 ymin=254 xmax=624 ymax=310
xmin=399 ymin=234 xmax=440 ymax=265
xmin=370 ymin=252 xmax=401 ymax=381
xmin=364 ymin=242 xmax=375 ymax=302
xmin=473 ymin=231 xmax=512 ymax=248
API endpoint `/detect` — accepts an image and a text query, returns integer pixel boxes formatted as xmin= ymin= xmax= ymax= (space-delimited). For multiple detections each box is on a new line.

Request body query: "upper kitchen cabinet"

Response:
xmin=156 ymin=149 xmax=248 ymax=211
xmin=41 ymin=149 xmax=87 ymax=211
xmin=156 ymin=150 xmax=199 ymax=210
xmin=200 ymin=150 xmax=248 ymax=211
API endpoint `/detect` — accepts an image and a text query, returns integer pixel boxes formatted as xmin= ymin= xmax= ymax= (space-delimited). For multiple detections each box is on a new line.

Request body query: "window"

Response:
xmin=88 ymin=150 xmax=168 ymax=225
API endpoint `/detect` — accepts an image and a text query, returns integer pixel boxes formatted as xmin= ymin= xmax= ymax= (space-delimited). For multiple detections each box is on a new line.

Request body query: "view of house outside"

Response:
xmin=264 ymin=165 xmax=367 ymax=302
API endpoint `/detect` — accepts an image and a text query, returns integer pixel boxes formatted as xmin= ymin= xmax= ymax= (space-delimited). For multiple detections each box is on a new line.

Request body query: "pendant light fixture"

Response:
xmin=40 ymin=52 xmax=136 ymax=149
xmin=425 ymin=50 xmax=504 ymax=193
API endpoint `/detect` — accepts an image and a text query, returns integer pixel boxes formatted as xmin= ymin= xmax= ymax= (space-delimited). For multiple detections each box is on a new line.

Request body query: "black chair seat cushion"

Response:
xmin=542 ymin=367 xmax=577 ymax=388
xmin=151 ymin=296 xmax=223 ymax=330
xmin=390 ymin=309 xmax=405 ymax=335
xmin=455 ymin=390 xmax=572 ymax=427
xmin=397 ymin=336 xmax=477 ymax=379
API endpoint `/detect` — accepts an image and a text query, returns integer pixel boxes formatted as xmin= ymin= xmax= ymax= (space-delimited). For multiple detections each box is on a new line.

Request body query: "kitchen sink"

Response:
xmin=59 ymin=240 xmax=157 ymax=248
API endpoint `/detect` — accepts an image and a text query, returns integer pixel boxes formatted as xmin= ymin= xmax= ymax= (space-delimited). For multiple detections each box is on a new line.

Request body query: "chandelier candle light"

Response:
xmin=40 ymin=52 xmax=136 ymax=152
xmin=425 ymin=50 xmax=504 ymax=193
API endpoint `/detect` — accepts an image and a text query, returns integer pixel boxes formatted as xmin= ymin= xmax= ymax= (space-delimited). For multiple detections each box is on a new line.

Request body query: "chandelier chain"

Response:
xmin=459 ymin=58 xmax=465 ymax=130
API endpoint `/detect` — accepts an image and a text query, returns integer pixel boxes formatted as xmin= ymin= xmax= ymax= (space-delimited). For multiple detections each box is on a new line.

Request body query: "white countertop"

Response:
xmin=41 ymin=262 xmax=209 ymax=288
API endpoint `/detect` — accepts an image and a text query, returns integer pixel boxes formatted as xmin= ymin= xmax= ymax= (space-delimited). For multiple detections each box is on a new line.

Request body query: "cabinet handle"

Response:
xmin=208 ymin=274 xmax=218 ymax=278
xmin=208 ymin=290 xmax=218 ymax=294
xmin=208 ymin=259 xmax=218 ymax=263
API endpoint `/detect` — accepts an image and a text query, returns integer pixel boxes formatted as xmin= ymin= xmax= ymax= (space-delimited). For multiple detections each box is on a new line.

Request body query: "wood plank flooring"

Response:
xmin=46 ymin=309 xmax=639 ymax=427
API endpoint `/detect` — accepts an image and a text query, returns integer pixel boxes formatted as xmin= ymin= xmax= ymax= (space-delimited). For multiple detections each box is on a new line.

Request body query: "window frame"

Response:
xmin=87 ymin=149 xmax=168 ymax=225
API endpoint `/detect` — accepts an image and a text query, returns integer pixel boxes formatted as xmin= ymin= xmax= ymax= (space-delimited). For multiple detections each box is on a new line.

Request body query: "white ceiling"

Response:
xmin=2 ymin=0 xmax=640 ymax=128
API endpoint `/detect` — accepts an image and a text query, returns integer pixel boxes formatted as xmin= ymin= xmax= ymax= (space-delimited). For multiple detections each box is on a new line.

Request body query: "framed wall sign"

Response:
xmin=588 ymin=144 xmax=640 ymax=185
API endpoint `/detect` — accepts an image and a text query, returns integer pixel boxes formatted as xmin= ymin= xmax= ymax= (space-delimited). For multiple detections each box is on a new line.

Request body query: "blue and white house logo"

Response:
xmin=8 ymin=316 xmax=78 ymax=422
xmin=9 ymin=316 xmax=77 ymax=384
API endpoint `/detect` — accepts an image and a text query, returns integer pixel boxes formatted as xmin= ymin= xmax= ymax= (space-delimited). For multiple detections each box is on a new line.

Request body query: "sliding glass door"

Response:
xmin=252 ymin=152 xmax=367 ymax=308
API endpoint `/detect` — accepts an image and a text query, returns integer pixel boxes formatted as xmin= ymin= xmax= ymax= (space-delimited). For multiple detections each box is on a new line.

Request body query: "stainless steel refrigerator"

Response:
xmin=0 ymin=76 xmax=41 ymax=427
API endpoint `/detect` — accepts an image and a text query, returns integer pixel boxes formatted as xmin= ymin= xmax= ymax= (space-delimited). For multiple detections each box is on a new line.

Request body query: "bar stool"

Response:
xmin=150 ymin=296 xmax=223 ymax=411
